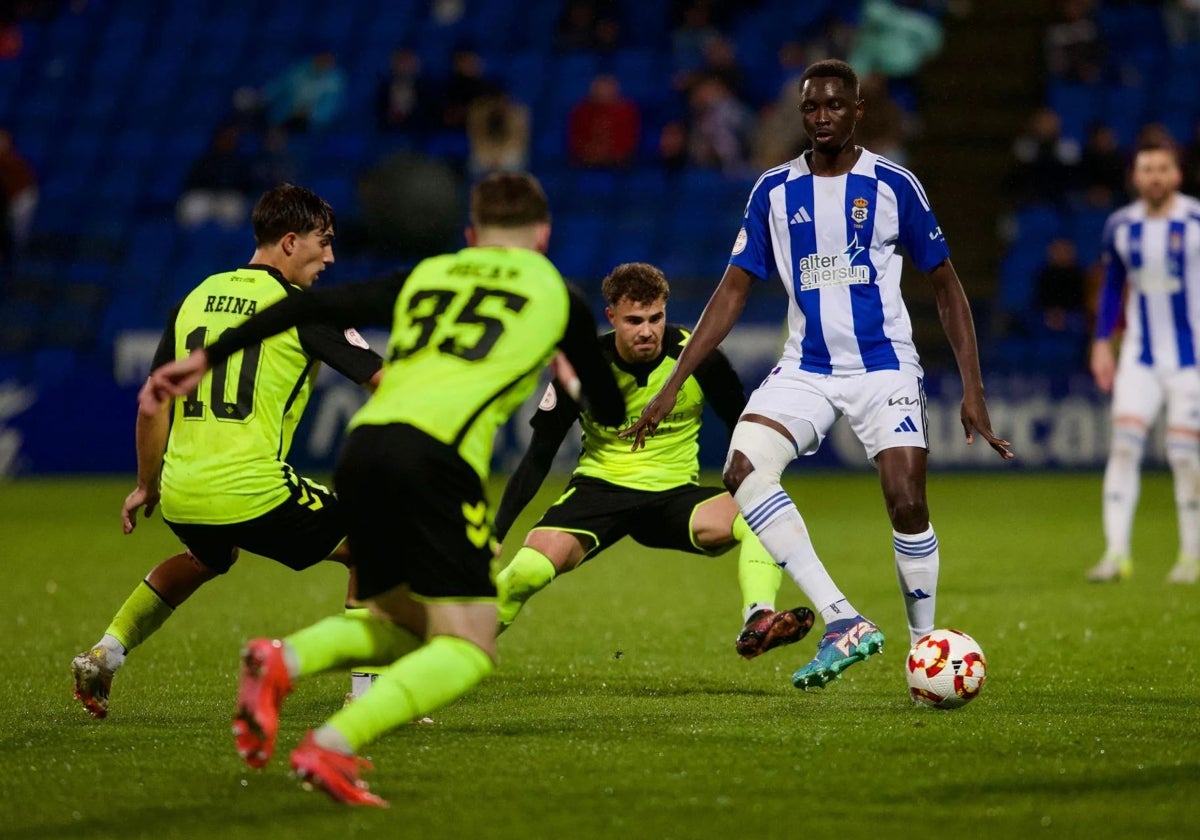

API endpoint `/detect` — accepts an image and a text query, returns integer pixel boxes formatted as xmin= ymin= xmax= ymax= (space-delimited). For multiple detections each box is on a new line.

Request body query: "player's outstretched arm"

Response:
xmin=122 ymin=379 xmax=171 ymax=534
xmin=622 ymin=265 xmax=754 ymax=449
xmin=143 ymin=350 xmax=209 ymax=409
xmin=928 ymin=259 xmax=1014 ymax=461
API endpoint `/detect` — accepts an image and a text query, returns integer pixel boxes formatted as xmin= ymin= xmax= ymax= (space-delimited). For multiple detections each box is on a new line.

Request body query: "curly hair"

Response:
xmin=600 ymin=262 xmax=670 ymax=307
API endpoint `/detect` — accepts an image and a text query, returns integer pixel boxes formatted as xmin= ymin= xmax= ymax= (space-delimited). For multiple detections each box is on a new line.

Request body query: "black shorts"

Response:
xmin=334 ymin=423 xmax=495 ymax=602
xmin=534 ymin=475 xmax=726 ymax=560
xmin=164 ymin=478 xmax=345 ymax=573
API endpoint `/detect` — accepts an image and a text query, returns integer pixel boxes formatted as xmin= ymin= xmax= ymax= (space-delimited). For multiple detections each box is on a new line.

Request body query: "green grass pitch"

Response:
xmin=3 ymin=473 xmax=1198 ymax=839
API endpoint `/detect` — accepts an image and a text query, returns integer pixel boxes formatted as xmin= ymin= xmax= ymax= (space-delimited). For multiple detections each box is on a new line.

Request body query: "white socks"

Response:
xmin=1103 ymin=426 xmax=1146 ymax=557
xmin=1167 ymin=430 xmax=1200 ymax=560
xmin=734 ymin=475 xmax=853 ymax=622
xmin=894 ymin=525 xmax=939 ymax=644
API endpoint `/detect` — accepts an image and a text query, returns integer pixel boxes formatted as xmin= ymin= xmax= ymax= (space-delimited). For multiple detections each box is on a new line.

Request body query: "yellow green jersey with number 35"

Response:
xmin=349 ymin=247 xmax=570 ymax=480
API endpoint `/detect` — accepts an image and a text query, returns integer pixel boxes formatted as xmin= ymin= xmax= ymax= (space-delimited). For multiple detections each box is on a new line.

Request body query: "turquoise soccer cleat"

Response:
xmin=791 ymin=616 xmax=884 ymax=690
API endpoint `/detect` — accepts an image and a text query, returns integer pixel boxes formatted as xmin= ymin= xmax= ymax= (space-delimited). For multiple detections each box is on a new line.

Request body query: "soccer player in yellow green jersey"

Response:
xmin=70 ymin=184 xmax=383 ymax=719
xmin=145 ymin=172 xmax=624 ymax=807
xmin=492 ymin=262 xmax=813 ymax=656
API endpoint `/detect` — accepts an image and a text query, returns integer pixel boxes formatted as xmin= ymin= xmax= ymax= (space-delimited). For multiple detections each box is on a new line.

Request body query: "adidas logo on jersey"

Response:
xmin=789 ymin=207 xmax=812 ymax=225
xmin=894 ymin=416 xmax=918 ymax=433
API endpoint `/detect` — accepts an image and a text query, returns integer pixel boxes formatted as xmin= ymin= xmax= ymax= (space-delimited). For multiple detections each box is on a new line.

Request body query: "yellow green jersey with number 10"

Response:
xmin=158 ymin=265 xmax=381 ymax=525
xmin=160 ymin=267 xmax=311 ymax=523
xmin=349 ymin=247 xmax=569 ymax=480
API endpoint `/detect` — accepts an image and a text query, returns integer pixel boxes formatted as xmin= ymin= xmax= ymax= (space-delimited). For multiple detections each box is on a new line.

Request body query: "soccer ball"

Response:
xmin=905 ymin=628 xmax=987 ymax=709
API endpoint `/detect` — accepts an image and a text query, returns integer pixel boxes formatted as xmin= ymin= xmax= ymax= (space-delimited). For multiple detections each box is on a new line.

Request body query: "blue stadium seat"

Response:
xmin=1069 ymin=207 xmax=1111 ymax=268
xmin=305 ymin=175 xmax=358 ymax=219
xmin=547 ymin=213 xmax=605 ymax=282
xmin=1101 ymin=84 xmax=1148 ymax=148
xmin=618 ymin=0 xmax=671 ymax=49
xmin=498 ymin=52 xmax=548 ymax=113
xmin=611 ymin=48 xmax=670 ymax=109
xmin=604 ymin=211 xmax=663 ymax=269
xmin=545 ymin=52 xmax=599 ymax=113
xmin=998 ymin=206 xmax=1067 ymax=314
xmin=1046 ymin=81 xmax=1100 ymax=146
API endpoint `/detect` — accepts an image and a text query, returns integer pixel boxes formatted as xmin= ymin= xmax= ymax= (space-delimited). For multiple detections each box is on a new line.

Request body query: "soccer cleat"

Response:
xmin=290 ymin=731 xmax=389 ymax=807
xmin=1087 ymin=553 xmax=1132 ymax=583
xmin=791 ymin=616 xmax=885 ymax=690
xmin=735 ymin=606 xmax=816 ymax=659
xmin=232 ymin=638 xmax=292 ymax=769
xmin=1166 ymin=554 xmax=1200 ymax=585
xmin=71 ymin=647 xmax=116 ymax=719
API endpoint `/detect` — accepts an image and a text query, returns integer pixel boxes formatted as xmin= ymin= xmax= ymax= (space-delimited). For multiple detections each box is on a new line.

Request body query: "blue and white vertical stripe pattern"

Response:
xmin=729 ymin=149 xmax=950 ymax=376
xmin=894 ymin=530 xmax=938 ymax=558
xmin=1095 ymin=195 xmax=1200 ymax=371
xmin=743 ymin=489 xmax=794 ymax=532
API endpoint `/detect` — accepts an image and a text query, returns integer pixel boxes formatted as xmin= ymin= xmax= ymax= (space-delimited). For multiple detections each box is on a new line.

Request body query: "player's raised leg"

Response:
xmin=290 ymin=595 xmax=496 ymax=807
xmin=690 ymin=496 xmax=814 ymax=659
xmin=495 ymin=529 xmax=589 ymax=631
xmin=233 ymin=602 xmax=423 ymax=767
xmin=71 ymin=551 xmax=216 ymax=718
xmin=723 ymin=419 xmax=882 ymax=688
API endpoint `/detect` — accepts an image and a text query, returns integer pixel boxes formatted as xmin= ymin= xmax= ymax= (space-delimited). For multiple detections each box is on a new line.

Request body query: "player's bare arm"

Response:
xmin=622 ymin=265 xmax=755 ymax=449
xmin=927 ymin=258 xmax=1013 ymax=460
xmin=1089 ymin=339 xmax=1116 ymax=393
xmin=122 ymin=379 xmax=172 ymax=534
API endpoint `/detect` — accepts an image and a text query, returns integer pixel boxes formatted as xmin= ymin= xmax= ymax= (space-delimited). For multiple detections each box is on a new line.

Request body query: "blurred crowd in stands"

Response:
xmin=0 ymin=0 xmax=961 ymax=357
xmin=1001 ymin=0 xmax=1200 ymax=375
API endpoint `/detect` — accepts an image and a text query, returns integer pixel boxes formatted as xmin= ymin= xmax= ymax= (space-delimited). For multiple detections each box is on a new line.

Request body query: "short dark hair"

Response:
xmin=251 ymin=183 xmax=336 ymax=246
xmin=469 ymin=172 xmax=550 ymax=228
xmin=799 ymin=59 xmax=860 ymax=99
xmin=601 ymin=262 xmax=670 ymax=307
xmin=1133 ymin=139 xmax=1182 ymax=166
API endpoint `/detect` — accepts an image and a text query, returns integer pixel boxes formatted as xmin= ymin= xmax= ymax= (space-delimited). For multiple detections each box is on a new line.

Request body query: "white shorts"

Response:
xmin=1111 ymin=361 xmax=1200 ymax=432
xmin=742 ymin=366 xmax=928 ymax=459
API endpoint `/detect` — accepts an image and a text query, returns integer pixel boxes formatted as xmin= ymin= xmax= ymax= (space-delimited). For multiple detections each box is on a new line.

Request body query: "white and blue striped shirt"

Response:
xmin=729 ymin=149 xmax=949 ymax=376
xmin=1095 ymin=194 xmax=1200 ymax=371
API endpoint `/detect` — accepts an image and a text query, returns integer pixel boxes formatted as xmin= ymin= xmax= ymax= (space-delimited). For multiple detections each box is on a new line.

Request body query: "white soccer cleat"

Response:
xmin=71 ymin=647 xmax=116 ymax=718
xmin=1166 ymin=555 xmax=1199 ymax=585
xmin=1087 ymin=553 xmax=1132 ymax=583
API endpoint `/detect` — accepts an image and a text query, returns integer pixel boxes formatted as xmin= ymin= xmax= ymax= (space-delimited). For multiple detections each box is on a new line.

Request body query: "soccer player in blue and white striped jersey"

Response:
xmin=626 ymin=59 xmax=1013 ymax=691
xmin=1088 ymin=142 xmax=1200 ymax=585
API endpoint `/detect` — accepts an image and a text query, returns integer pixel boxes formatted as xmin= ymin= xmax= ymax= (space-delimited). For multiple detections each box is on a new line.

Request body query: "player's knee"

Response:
xmin=725 ymin=422 xmax=796 ymax=493
xmin=1110 ymin=425 xmax=1147 ymax=466
xmin=722 ymin=449 xmax=754 ymax=494
xmin=1166 ymin=432 xmax=1200 ymax=472
xmin=190 ymin=548 xmax=236 ymax=576
xmin=886 ymin=496 xmax=929 ymax=533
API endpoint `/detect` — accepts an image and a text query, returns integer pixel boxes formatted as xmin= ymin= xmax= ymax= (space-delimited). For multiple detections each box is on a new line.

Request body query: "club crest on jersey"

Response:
xmin=343 ymin=327 xmax=370 ymax=350
xmin=850 ymin=197 xmax=869 ymax=225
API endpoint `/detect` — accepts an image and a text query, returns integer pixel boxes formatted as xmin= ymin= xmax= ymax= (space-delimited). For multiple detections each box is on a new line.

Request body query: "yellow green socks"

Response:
xmin=733 ymin=513 xmax=782 ymax=618
xmin=495 ymin=547 xmax=557 ymax=630
xmin=284 ymin=608 xmax=421 ymax=678
xmin=104 ymin=581 xmax=173 ymax=653
xmin=323 ymin=635 xmax=494 ymax=752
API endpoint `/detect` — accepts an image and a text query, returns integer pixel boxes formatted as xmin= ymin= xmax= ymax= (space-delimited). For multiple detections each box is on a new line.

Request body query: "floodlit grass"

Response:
xmin=3 ymin=473 xmax=1198 ymax=839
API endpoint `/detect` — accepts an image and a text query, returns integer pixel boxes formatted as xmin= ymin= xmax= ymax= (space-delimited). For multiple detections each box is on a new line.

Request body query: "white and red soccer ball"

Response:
xmin=905 ymin=628 xmax=987 ymax=709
